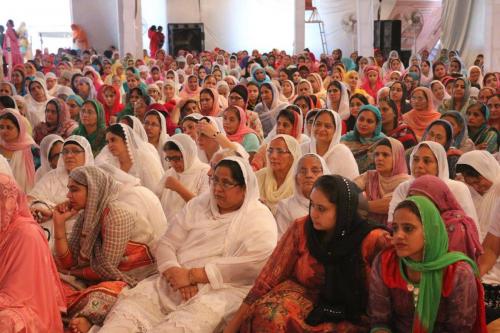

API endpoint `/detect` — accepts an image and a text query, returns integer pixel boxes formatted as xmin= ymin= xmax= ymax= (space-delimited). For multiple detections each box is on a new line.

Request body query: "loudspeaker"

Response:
xmin=167 ymin=23 xmax=205 ymax=55
xmin=374 ymin=20 xmax=401 ymax=58
xmin=399 ymin=50 xmax=412 ymax=68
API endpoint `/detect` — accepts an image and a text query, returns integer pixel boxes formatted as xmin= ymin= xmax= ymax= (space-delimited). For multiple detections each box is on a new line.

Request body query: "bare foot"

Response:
xmin=69 ymin=317 xmax=92 ymax=333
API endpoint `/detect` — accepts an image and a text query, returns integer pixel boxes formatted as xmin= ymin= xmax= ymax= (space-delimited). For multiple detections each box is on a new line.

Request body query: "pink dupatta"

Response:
xmin=224 ymin=106 xmax=257 ymax=144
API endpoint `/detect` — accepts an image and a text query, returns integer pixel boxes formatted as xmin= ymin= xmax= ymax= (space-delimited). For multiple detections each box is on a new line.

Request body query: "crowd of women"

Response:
xmin=0 ymin=44 xmax=499 ymax=333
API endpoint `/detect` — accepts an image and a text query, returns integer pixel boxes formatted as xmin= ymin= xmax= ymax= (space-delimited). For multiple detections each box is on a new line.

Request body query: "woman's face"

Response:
xmin=151 ymin=69 xmax=161 ymax=81
xmin=12 ymin=71 xmax=23 ymax=85
xmin=309 ymin=187 xmax=337 ymax=232
xmin=478 ymin=89 xmax=494 ymax=104
xmin=313 ymin=112 xmax=335 ymax=144
xmin=188 ymin=76 xmax=199 ymax=91
xmin=133 ymin=98 xmax=147 ymax=120
xmin=247 ymin=85 xmax=259 ymax=102
xmin=198 ymin=69 xmax=207 ymax=80
xmin=164 ymin=85 xmax=175 ymax=100
xmin=260 ymin=86 xmax=273 ymax=106
xmin=485 ymin=74 xmax=498 ymax=89
xmin=462 ymin=173 xmax=493 ymax=196
xmin=404 ymin=76 xmax=414 ymax=91
xmin=441 ymin=116 xmax=460 ymax=138
xmin=0 ymin=83 xmax=12 ymax=96
xmin=367 ymin=71 xmax=378 ymax=84
xmin=211 ymin=165 xmax=246 ymax=213
xmin=45 ymin=102 xmax=58 ymax=126
xmin=349 ymin=97 xmax=364 ymax=118
xmin=356 ymin=110 xmax=377 ymax=138
xmin=282 ymin=81 xmax=293 ymax=96
xmin=374 ymin=144 xmax=393 ymax=176
xmin=327 ymin=84 xmax=341 ymax=104
xmin=78 ymin=81 xmax=90 ymax=98
xmin=127 ymin=76 xmax=139 ymax=90
xmin=62 ymin=143 xmax=86 ymax=173
xmin=332 ymin=72 xmax=342 ymax=82
xmin=453 ymin=80 xmax=465 ymax=100
xmin=390 ymin=59 xmax=401 ymax=71
xmin=30 ymin=82 xmax=46 ymax=102
xmin=255 ymin=69 xmax=266 ymax=82
xmin=425 ymin=124 xmax=448 ymax=147
xmin=143 ymin=114 xmax=161 ymax=142
xmin=296 ymin=156 xmax=324 ymax=198
xmin=421 ymin=61 xmax=430 ymax=74
xmin=48 ymin=141 xmax=63 ymax=169
xmin=148 ymin=88 xmax=160 ymax=101
xmin=307 ymin=75 xmax=320 ymax=92
xmin=297 ymin=82 xmax=311 ymax=96
xmin=222 ymin=109 xmax=240 ymax=135
xmin=276 ymin=115 xmax=294 ymax=136
xmin=213 ymin=70 xmax=222 ymax=82
xmin=103 ymin=88 xmax=116 ymax=107
xmin=389 ymin=83 xmax=403 ymax=102
xmin=0 ymin=118 xmax=19 ymax=142
xmin=410 ymin=90 xmax=428 ymax=111
xmin=379 ymin=101 xmax=395 ymax=127
xmin=487 ymin=95 xmax=500 ymax=121
xmin=279 ymin=71 xmax=289 ymax=82
xmin=392 ymin=207 xmax=424 ymax=261
xmin=431 ymin=83 xmax=445 ymax=101
xmin=434 ymin=64 xmax=446 ymax=79
xmin=66 ymin=178 xmax=88 ymax=211
xmin=80 ymin=103 xmax=98 ymax=128
xmin=450 ymin=61 xmax=460 ymax=73
xmin=347 ymin=73 xmax=359 ymax=88
xmin=67 ymin=100 xmax=81 ymax=119
xmin=204 ymin=77 xmax=217 ymax=89
xmin=105 ymin=132 xmax=128 ymax=157
xmin=292 ymin=71 xmax=301 ymax=83
xmin=164 ymin=149 xmax=184 ymax=173
xmin=469 ymin=68 xmax=480 ymax=82
xmin=267 ymin=137 xmax=294 ymax=175
xmin=200 ymin=92 xmax=214 ymax=113
xmin=412 ymin=145 xmax=438 ymax=178
xmin=466 ymin=105 xmax=485 ymax=128
xmin=182 ymin=120 xmax=198 ymax=141
xmin=166 ymin=72 xmax=175 ymax=81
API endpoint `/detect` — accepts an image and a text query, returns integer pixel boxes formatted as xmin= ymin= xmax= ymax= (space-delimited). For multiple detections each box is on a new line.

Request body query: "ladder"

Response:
xmin=306 ymin=7 xmax=328 ymax=55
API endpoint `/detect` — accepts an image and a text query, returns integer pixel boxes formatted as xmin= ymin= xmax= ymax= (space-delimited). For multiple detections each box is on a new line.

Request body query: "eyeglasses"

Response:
xmin=62 ymin=149 xmax=85 ymax=156
xmin=164 ymin=155 xmax=183 ymax=162
xmin=229 ymin=95 xmax=243 ymax=101
xmin=210 ymin=176 xmax=239 ymax=189
xmin=144 ymin=121 xmax=160 ymax=128
xmin=266 ymin=147 xmax=290 ymax=155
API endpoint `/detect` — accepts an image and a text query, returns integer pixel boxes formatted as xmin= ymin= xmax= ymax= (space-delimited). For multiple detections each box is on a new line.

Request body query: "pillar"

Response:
xmin=117 ymin=0 xmax=143 ymax=58
xmin=294 ymin=0 xmax=305 ymax=54
xmin=484 ymin=0 xmax=500 ymax=71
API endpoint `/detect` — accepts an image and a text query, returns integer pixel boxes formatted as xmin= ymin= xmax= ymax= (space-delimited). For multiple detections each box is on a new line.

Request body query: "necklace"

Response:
xmin=407 ymin=283 xmax=420 ymax=307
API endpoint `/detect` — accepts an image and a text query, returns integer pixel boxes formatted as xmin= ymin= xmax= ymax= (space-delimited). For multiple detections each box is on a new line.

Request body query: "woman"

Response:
xmin=439 ymin=77 xmax=474 ymax=115
xmin=199 ymin=87 xmax=221 ymax=116
xmin=326 ymin=80 xmax=350 ymax=120
xmin=369 ymin=196 xmax=486 ymax=333
xmin=77 ymin=77 xmax=97 ymax=101
xmin=483 ymin=73 xmax=500 ymax=94
xmin=256 ymin=134 xmax=301 ymax=215
xmin=143 ymin=109 xmax=170 ymax=169
xmin=402 ymin=87 xmax=441 ymax=141
xmin=282 ymin=79 xmax=296 ymax=103
xmin=466 ymin=102 xmax=499 ymax=153
xmin=223 ymin=105 xmax=260 ymax=156
xmin=430 ymin=80 xmax=451 ymax=109
xmin=96 ymin=123 xmax=164 ymax=191
xmin=378 ymin=96 xmax=418 ymax=150
xmin=347 ymin=93 xmax=369 ymax=132
xmin=72 ymin=99 xmax=107 ymax=156
xmin=303 ymin=109 xmax=359 ymax=179
xmin=97 ymin=84 xmax=122 ymax=125
xmin=344 ymin=70 xmax=369 ymax=98
xmin=229 ymin=84 xmax=264 ymax=140
xmin=254 ymin=82 xmax=289 ymax=136
xmin=275 ymin=153 xmax=330 ymax=237
xmin=389 ymin=81 xmax=411 ymax=117
xmin=0 ymin=174 xmax=65 ymax=333
xmin=53 ymin=166 xmax=159 ymax=332
xmin=155 ymin=134 xmax=210 ymax=220
xmin=487 ymin=94 xmax=500 ymax=131
xmin=66 ymin=94 xmax=84 ymax=121
xmin=246 ymin=81 xmax=260 ymax=111
xmin=34 ymin=133 xmax=63 ymax=182
xmin=0 ymin=109 xmax=38 ymax=192
xmin=354 ymin=137 xmax=410 ymax=224
xmin=360 ymin=65 xmax=384 ymax=100
xmin=342 ymin=105 xmax=386 ymax=174
xmin=11 ymin=66 xmax=26 ymax=96
xmin=24 ymin=78 xmax=51 ymax=127
xmin=388 ymin=141 xmax=478 ymax=224
xmin=100 ymin=156 xmax=278 ymax=332
xmin=469 ymin=66 xmax=483 ymax=89
xmin=163 ymin=79 xmax=180 ymax=112
xmin=32 ymin=98 xmax=77 ymax=144
xmin=441 ymin=110 xmax=475 ymax=152
xmin=408 ymin=175 xmax=483 ymax=261
xmin=180 ymin=74 xmax=201 ymax=100
xmin=226 ymin=175 xmax=389 ymax=332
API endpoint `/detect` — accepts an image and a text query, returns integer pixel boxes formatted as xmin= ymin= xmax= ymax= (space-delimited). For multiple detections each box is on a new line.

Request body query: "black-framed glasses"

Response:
xmin=210 ymin=176 xmax=239 ymax=189
xmin=164 ymin=156 xmax=183 ymax=162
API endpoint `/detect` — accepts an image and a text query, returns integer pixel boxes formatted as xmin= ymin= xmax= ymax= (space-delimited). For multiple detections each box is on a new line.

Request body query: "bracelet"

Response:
xmin=188 ymin=268 xmax=197 ymax=285
xmin=30 ymin=200 xmax=51 ymax=210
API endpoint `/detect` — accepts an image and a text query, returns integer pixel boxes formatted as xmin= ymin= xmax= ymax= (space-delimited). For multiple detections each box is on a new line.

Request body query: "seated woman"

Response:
xmin=325 ymin=80 xmax=350 ymax=120
xmin=302 ymin=109 xmax=359 ymax=179
xmin=378 ymin=96 xmax=418 ymax=150
xmin=95 ymin=123 xmax=164 ymax=191
xmin=155 ymin=133 xmax=210 ymax=220
xmin=341 ymin=105 xmax=387 ymax=174
xmin=53 ymin=166 xmax=159 ymax=332
xmin=389 ymin=81 xmax=411 ymax=116
xmin=369 ymin=196 xmax=486 ymax=333
xmin=199 ymin=87 xmax=221 ymax=116
xmin=354 ymin=137 xmax=410 ymax=225
xmin=254 ymin=82 xmax=289 ymax=136
xmin=466 ymin=102 xmax=499 ymax=153
xmin=256 ymin=134 xmax=301 ymax=215
xmin=408 ymin=175 xmax=483 ymax=261
xmin=441 ymin=110 xmax=475 ymax=153
xmin=23 ymin=78 xmax=51 ymax=127
xmin=119 ymin=114 xmax=162 ymax=163
xmin=180 ymin=113 xmax=201 ymax=142
xmin=66 ymin=94 xmax=84 ymax=121
xmin=0 ymin=109 xmax=39 ymax=192
xmin=33 ymin=98 xmax=77 ymax=144
xmin=34 ymin=133 xmax=63 ymax=181
xmin=439 ymin=77 xmax=474 ymax=115
xmin=275 ymin=153 xmax=330 ymax=238
xmin=143 ymin=109 xmax=170 ymax=169
xmin=402 ymin=87 xmax=441 ymax=141
xmin=388 ymin=141 xmax=478 ymax=225
xmin=222 ymin=105 xmax=260 ymax=157
xmin=0 ymin=174 xmax=66 ymax=333
xmin=347 ymin=93 xmax=369 ymax=132
xmin=226 ymin=175 xmax=389 ymax=332
xmin=72 ymin=99 xmax=107 ymax=156
xmin=100 ymin=156 xmax=278 ymax=332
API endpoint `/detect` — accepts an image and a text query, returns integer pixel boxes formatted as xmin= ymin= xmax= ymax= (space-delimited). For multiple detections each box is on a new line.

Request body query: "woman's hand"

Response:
xmin=163 ymin=267 xmax=191 ymax=290
xmin=197 ymin=120 xmax=219 ymax=138
xmin=53 ymin=201 xmax=79 ymax=227
xmin=164 ymin=176 xmax=182 ymax=192
xmin=179 ymin=285 xmax=198 ymax=301
xmin=30 ymin=205 xmax=53 ymax=223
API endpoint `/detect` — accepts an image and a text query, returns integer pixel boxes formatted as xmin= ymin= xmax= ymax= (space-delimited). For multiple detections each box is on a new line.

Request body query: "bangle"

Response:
xmin=30 ymin=200 xmax=51 ymax=210
xmin=188 ymin=268 xmax=197 ymax=285
xmin=212 ymin=131 xmax=220 ymax=138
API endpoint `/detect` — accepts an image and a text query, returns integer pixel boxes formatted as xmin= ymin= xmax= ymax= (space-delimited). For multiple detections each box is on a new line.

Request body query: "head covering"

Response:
xmin=258 ymin=82 xmax=290 ymax=135
xmin=35 ymin=134 xmax=63 ymax=181
xmin=0 ymin=109 xmax=36 ymax=191
xmin=360 ymin=65 xmax=384 ymax=99
xmin=72 ymin=99 xmax=107 ymax=156
xmin=200 ymin=87 xmax=221 ymax=116
xmin=179 ymin=74 xmax=201 ymax=99
xmin=430 ymin=80 xmax=451 ymax=108
xmin=450 ymin=77 xmax=471 ymax=114
xmin=78 ymin=76 xmax=97 ymax=100
xmin=410 ymin=141 xmax=449 ymax=179
xmin=250 ymin=64 xmax=271 ymax=86
xmin=402 ymin=87 xmax=441 ymax=140
xmin=309 ymin=109 xmax=343 ymax=157
xmin=66 ymin=94 xmax=84 ymax=107
xmin=440 ymin=111 xmax=470 ymax=149
xmin=0 ymin=81 xmax=17 ymax=96
xmin=408 ymin=175 xmax=482 ymax=261
xmin=256 ymin=134 xmax=301 ymax=214
xmin=468 ymin=66 xmax=484 ymax=87
xmin=122 ymin=115 xmax=149 ymax=142
xmin=422 ymin=119 xmax=454 ymax=151
xmin=231 ymin=84 xmax=249 ymax=105
xmin=55 ymin=85 xmax=75 ymax=98
xmin=97 ymin=84 xmax=122 ymax=124
xmin=326 ymin=80 xmax=350 ymax=120
xmin=342 ymin=104 xmax=385 ymax=143
xmin=144 ymin=109 xmax=169 ymax=167
xmin=398 ymin=195 xmax=479 ymax=333
xmin=224 ymin=106 xmax=257 ymax=144
xmin=33 ymin=98 xmax=76 ymax=144
xmin=291 ymin=153 xmax=330 ymax=211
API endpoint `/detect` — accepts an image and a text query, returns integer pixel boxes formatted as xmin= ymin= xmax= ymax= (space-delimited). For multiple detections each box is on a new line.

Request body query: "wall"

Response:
xmin=483 ymin=0 xmax=500 ymax=71
xmin=70 ymin=0 xmax=119 ymax=52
